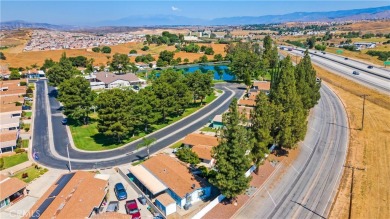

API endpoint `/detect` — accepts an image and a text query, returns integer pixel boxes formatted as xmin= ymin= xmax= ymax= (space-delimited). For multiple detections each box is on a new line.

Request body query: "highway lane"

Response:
xmin=234 ymin=84 xmax=348 ymax=219
xmin=293 ymin=48 xmax=390 ymax=79
xmin=288 ymin=49 xmax=390 ymax=94
xmin=32 ymin=80 xmax=245 ymax=169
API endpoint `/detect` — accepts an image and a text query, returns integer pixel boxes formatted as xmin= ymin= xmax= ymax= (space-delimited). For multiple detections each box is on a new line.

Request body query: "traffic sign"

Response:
xmin=336 ymin=50 xmax=343 ymax=54
xmin=384 ymin=61 xmax=390 ymax=66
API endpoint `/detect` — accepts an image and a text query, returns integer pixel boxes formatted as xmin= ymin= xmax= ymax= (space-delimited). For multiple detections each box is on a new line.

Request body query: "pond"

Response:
xmin=178 ymin=65 xmax=235 ymax=81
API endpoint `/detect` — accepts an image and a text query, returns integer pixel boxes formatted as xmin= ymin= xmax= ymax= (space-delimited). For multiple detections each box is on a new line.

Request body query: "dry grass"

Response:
xmin=339 ymin=20 xmax=390 ymax=34
xmin=314 ymin=66 xmax=390 ymax=219
xmin=325 ymin=47 xmax=388 ymax=66
xmin=0 ymin=41 xmax=226 ymax=67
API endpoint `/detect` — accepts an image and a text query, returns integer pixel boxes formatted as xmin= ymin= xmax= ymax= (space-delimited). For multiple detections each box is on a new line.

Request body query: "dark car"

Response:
xmin=125 ymin=199 xmax=141 ymax=219
xmin=106 ymin=201 xmax=119 ymax=212
xmin=322 ymin=52 xmax=326 ymax=55
xmin=133 ymin=85 xmax=140 ymax=90
xmin=114 ymin=183 xmax=127 ymax=200
xmin=367 ymin=65 xmax=374 ymax=69
xmin=344 ymin=57 xmax=349 ymax=60
xmin=61 ymin=118 xmax=68 ymax=125
xmin=353 ymin=71 xmax=360 ymax=75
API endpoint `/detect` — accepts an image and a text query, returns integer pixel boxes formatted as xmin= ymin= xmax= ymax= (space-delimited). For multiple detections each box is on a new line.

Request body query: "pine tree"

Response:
xmin=251 ymin=92 xmax=275 ymax=168
xmin=211 ymin=98 xmax=252 ymax=199
xmin=270 ymin=56 xmax=307 ymax=149
xmin=295 ymin=50 xmax=321 ymax=110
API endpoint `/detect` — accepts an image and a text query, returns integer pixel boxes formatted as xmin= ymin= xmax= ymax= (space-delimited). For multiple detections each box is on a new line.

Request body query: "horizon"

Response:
xmin=1 ymin=1 xmax=390 ymax=26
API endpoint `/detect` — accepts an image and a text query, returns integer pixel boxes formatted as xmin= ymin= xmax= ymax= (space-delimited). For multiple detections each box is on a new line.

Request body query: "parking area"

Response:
xmin=100 ymin=168 xmax=153 ymax=218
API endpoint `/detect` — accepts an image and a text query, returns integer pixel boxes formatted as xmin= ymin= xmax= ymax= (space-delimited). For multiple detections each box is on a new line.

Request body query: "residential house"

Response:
xmin=252 ymin=81 xmax=271 ymax=94
xmin=238 ymin=99 xmax=256 ymax=107
xmin=182 ymin=133 xmax=219 ymax=166
xmin=23 ymin=171 xmax=109 ymax=219
xmin=191 ymin=144 xmax=214 ymax=166
xmin=128 ymin=154 xmax=212 ymax=216
xmin=354 ymin=42 xmax=376 ymax=50
xmin=87 ymin=72 xmax=145 ymax=89
xmin=0 ymin=130 xmax=19 ymax=153
xmin=211 ymin=114 xmax=223 ymax=129
xmin=0 ymin=174 xmax=27 ymax=209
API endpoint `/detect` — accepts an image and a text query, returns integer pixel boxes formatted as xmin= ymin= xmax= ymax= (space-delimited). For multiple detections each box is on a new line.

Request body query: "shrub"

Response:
xmin=20 ymin=81 xmax=27 ymax=86
xmin=176 ymin=147 xmax=200 ymax=165
xmin=15 ymin=148 xmax=26 ymax=153
xmin=92 ymin=47 xmax=100 ymax=53
xmin=15 ymin=102 xmax=22 ymax=106
xmin=24 ymin=127 xmax=30 ymax=132
xmin=141 ymin=46 xmax=149 ymax=51
xmin=101 ymin=46 xmax=111 ymax=54
xmin=129 ymin=49 xmax=137 ymax=54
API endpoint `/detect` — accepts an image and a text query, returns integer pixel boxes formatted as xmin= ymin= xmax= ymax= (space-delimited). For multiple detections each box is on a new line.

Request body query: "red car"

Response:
xmin=125 ymin=199 xmax=141 ymax=219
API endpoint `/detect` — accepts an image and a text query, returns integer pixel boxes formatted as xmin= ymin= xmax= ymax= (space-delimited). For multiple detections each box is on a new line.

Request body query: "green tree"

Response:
xmin=306 ymin=36 xmax=316 ymax=49
xmin=110 ymin=53 xmax=130 ymax=73
xmin=186 ymin=70 xmax=213 ymax=104
xmin=176 ymin=147 xmax=200 ymax=165
xmin=96 ymin=89 xmax=136 ymax=142
xmin=68 ymin=56 xmax=87 ymax=67
xmin=58 ymin=77 xmax=93 ymax=125
xmin=101 ymin=46 xmax=111 ymax=53
xmin=137 ymin=137 xmax=156 ymax=159
xmin=214 ymin=54 xmax=223 ymax=61
xmin=145 ymin=34 xmax=152 ymax=45
xmin=199 ymin=55 xmax=208 ymax=63
xmin=92 ymin=47 xmax=100 ymax=53
xmin=129 ymin=49 xmax=137 ymax=54
xmin=9 ymin=69 xmax=21 ymax=80
xmin=183 ymin=58 xmax=189 ymax=63
xmin=294 ymin=50 xmax=321 ymax=109
xmin=262 ymin=35 xmax=279 ymax=68
xmin=211 ymin=98 xmax=252 ymax=199
xmin=205 ymin=47 xmax=215 ymax=55
xmin=133 ymin=87 xmax=160 ymax=132
xmin=270 ymin=56 xmax=307 ymax=149
xmin=40 ymin=58 xmax=56 ymax=71
xmin=0 ymin=52 xmax=6 ymax=60
xmin=141 ymin=46 xmax=149 ymax=51
xmin=251 ymin=92 xmax=275 ymax=169
xmin=46 ymin=53 xmax=79 ymax=87
xmin=157 ymin=50 xmax=175 ymax=66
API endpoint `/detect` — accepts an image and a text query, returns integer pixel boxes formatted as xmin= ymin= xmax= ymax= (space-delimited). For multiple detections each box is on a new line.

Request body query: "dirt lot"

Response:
xmin=314 ymin=66 xmax=390 ymax=219
xmin=338 ymin=20 xmax=390 ymax=34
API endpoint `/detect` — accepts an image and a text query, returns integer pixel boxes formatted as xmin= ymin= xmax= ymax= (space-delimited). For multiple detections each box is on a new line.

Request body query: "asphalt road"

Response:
xmin=234 ymin=84 xmax=348 ymax=219
xmin=32 ymin=80 xmax=246 ymax=169
xmin=288 ymin=49 xmax=390 ymax=94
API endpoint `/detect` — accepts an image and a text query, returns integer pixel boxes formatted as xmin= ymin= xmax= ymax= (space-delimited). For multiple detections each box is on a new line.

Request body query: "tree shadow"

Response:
xmin=328 ymin=122 xmax=360 ymax=131
xmin=48 ymin=89 xmax=58 ymax=98
xmin=290 ymin=200 xmax=326 ymax=219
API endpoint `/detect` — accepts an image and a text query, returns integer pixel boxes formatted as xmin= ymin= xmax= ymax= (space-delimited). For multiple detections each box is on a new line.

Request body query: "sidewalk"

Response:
xmin=0 ymin=160 xmax=33 ymax=175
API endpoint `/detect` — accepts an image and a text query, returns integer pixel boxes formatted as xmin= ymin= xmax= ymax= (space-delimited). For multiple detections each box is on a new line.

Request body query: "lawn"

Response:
xmin=169 ymin=141 xmax=183 ymax=149
xmin=200 ymin=126 xmax=217 ymax=132
xmin=70 ymin=91 xmax=218 ymax=151
xmin=22 ymin=139 xmax=29 ymax=148
xmin=13 ymin=166 xmax=48 ymax=183
xmin=24 ymin=111 xmax=32 ymax=118
xmin=0 ymin=153 xmax=28 ymax=170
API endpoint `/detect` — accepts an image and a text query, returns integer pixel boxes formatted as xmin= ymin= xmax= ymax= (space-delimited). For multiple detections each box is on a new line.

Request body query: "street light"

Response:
xmin=67 ymin=143 xmax=72 ymax=172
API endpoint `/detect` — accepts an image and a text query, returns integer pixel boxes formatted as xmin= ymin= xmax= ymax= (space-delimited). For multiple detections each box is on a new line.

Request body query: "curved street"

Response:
xmin=234 ymin=84 xmax=348 ymax=219
xmin=32 ymin=80 xmax=246 ymax=169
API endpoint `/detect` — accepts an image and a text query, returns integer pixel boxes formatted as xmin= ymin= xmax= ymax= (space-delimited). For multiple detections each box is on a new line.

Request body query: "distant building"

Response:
xmin=211 ymin=114 xmax=223 ymax=129
xmin=252 ymin=81 xmax=271 ymax=93
xmin=354 ymin=42 xmax=376 ymax=50
xmin=23 ymin=171 xmax=109 ymax=219
xmin=184 ymin=36 xmax=199 ymax=41
xmin=86 ymin=72 xmax=145 ymax=90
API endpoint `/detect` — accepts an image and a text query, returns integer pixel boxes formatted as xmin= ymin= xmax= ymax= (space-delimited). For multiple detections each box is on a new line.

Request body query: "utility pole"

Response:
xmin=66 ymin=143 xmax=72 ymax=172
xmin=360 ymin=94 xmax=369 ymax=130
xmin=344 ymin=164 xmax=366 ymax=219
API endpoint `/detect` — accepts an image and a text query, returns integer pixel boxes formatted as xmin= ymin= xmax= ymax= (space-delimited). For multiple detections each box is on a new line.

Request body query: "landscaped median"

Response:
xmin=69 ymin=90 xmax=219 ymax=151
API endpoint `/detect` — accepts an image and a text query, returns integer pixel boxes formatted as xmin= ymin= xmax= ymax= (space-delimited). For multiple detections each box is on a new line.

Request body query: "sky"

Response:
xmin=1 ymin=0 xmax=390 ymax=25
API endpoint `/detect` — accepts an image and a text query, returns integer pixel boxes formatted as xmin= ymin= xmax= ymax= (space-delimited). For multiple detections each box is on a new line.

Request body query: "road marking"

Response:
xmin=302 ymin=142 xmax=313 ymax=150
xmin=290 ymin=164 xmax=299 ymax=174
xmin=266 ymin=188 xmax=277 ymax=207
xmin=309 ymin=126 xmax=320 ymax=134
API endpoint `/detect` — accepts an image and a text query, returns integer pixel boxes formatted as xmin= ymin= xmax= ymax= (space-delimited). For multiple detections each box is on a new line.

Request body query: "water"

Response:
xmin=180 ymin=65 xmax=235 ymax=81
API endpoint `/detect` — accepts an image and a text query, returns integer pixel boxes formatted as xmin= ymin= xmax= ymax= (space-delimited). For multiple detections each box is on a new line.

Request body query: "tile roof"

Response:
xmin=1 ymin=95 xmax=24 ymax=104
xmin=238 ymin=106 xmax=253 ymax=120
xmin=0 ymin=131 xmax=18 ymax=143
xmin=142 ymin=154 xmax=207 ymax=198
xmin=24 ymin=171 xmax=108 ymax=219
xmin=92 ymin=212 xmax=129 ymax=219
xmin=0 ymin=104 xmax=22 ymax=114
xmin=192 ymin=145 xmax=214 ymax=161
xmin=248 ymin=91 xmax=260 ymax=101
xmin=0 ymin=89 xmax=26 ymax=97
xmin=95 ymin=72 xmax=140 ymax=85
xmin=156 ymin=193 xmax=176 ymax=206
xmin=238 ymin=99 xmax=256 ymax=107
xmin=253 ymin=81 xmax=271 ymax=91
xmin=0 ymin=175 xmax=27 ymax=201
xmin=182 ymin=133 xmax=219 ymax=147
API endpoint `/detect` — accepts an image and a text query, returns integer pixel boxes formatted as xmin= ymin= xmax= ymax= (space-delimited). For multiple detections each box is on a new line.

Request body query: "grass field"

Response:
xmin=200 ymin=126 xmax=217 ymax=132
xmin=326 ymin=47 xmax=389 ymax=66
xmin=13 ymin=166 xmax=48 ymax=183
xmin=22 ymin=139 xmax=29 ymax=148
xmin=312 ymin=65 xmax=390 ymax=219
xmin=338 ymin=20 xmax=390 ymax=34
xmin=0 ymin=153 xmax=28 ymax=170
xmin=70 ymin=92 xmax=217 ymax=151
xmin=169 ymin=141 xmax=183 ymax=149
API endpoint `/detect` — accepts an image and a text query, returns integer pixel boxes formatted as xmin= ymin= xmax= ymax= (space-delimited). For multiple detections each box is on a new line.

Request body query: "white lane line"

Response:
xmin=290 ymin=164 xmax=299 ymax=174
xmin=309 ymin=126 xmax=320 ymax=134
xmin=302 ymin=142 xmax=313 ymax=150
xmin=266 ymin=188 xmax=277 ymax=207
xmin=46 ymin=86 xmax=237 ymax=163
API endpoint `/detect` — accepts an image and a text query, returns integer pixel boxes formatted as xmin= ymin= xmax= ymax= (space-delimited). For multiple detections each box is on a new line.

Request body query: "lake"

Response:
xmin=178 ymin=65 xmax=235 ymax=81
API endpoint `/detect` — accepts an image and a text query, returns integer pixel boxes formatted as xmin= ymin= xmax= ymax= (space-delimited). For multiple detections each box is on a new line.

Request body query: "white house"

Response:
xmin=86 ymin=72 xmax=145 ymax=89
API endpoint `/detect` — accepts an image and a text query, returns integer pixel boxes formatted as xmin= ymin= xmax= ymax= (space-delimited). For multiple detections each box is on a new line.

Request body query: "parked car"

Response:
xmin=367 ymin=65 xmax=374 ymax=69
xmin=114 ymin=183 xmax=127 ymax=200
xmin=133 ymin=85 xmax=140 ymax=90
xmin=353 ymin=71 xmax=360 ymax=75
xmin=125 ymin=199 xmax=141 ymax=219
xmin=61 ymin=118 xmax=68 ymax=125
xmin=344 ymin=57 xmax=349 ymax=60
xmin=106 ymin=201 xmax=119 ymax=212
xmin=322 ymin=52 xmax=326 ymax=55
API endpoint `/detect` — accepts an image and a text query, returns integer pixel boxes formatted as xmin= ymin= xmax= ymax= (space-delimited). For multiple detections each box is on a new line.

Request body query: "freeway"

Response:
xmin=288 ymin=49 xmax=390 ymax=94
xmin=234 ymin=84 xmax=348 ymax=219
xmin=32 ymin=80 xmax=245 ymax=170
